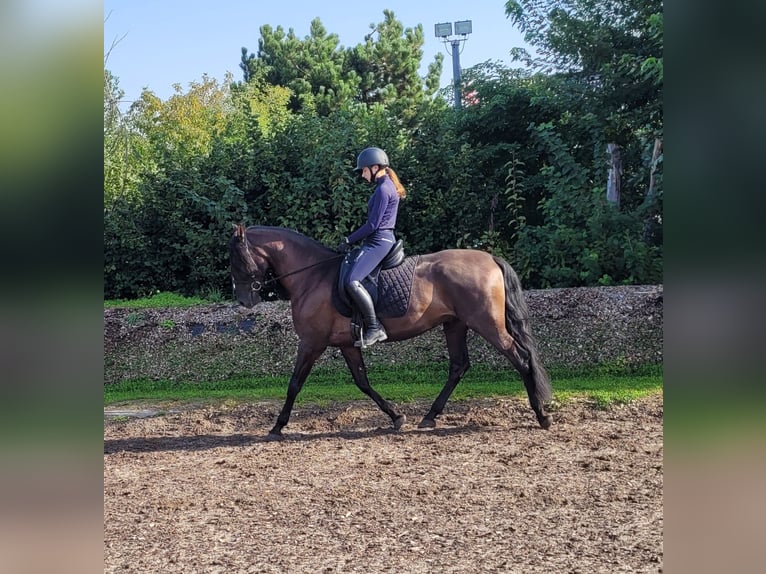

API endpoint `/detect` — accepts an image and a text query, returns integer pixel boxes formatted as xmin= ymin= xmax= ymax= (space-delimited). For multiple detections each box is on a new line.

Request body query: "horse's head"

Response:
xmin=229 ymin=224 xmax=268 ymax=308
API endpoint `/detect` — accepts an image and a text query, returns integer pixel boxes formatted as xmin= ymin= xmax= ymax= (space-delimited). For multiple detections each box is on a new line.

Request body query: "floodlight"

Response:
xmin=434 ymin=22 xmax=452 ymax=38
xmin=454 ymin=20 xmax=472 ymax=35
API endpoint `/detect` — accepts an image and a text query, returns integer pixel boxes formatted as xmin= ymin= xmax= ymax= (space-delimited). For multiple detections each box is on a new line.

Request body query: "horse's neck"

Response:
xmin=255 ymin=228 xmax=324 ymax=273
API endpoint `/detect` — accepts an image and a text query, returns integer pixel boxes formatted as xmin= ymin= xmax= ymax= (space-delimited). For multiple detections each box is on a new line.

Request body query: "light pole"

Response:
xmin=434 ymin=20 xmax=472 ymax=110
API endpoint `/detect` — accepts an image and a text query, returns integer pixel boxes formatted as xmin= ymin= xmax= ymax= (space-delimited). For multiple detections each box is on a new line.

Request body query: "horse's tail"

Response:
xmin=492 ymin=256 xmax=552 ymax=404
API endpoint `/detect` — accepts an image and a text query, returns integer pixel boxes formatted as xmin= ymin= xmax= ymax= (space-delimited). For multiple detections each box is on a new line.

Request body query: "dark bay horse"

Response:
xmin=229 ymin=224 xmax=552 ymax=437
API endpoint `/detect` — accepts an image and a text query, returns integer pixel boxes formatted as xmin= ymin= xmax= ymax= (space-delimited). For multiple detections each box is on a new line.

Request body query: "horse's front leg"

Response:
xmin=269 ymin=342 xmax=325 ymax=438
xmin=340 ymin=346 xmax=406 ymax=430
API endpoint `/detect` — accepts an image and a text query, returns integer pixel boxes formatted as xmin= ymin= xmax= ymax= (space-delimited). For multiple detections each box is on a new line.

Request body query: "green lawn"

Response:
xmin=104 ymin=291 xmax=219 ymax=309
xmin=104 ymin=363 xmax=662 ymax=409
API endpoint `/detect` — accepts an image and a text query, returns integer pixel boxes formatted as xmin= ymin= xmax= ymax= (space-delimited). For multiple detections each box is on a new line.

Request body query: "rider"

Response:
xmin=337 ymin=147 xmax=407 ymax=348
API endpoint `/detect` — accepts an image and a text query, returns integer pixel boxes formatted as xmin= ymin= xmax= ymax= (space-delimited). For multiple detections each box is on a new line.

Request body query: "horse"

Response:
xmin=229 ymin=224 xmax=552 ymax=438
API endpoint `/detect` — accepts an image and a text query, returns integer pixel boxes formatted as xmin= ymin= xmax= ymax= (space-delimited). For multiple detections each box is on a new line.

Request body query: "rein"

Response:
xmin=252 ymin=252 xmax=344 ymax=292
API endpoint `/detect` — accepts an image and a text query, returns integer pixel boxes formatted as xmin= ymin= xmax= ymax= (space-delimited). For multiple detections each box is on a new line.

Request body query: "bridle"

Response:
xmin=236 ymin=239 xmax=344 ymax=294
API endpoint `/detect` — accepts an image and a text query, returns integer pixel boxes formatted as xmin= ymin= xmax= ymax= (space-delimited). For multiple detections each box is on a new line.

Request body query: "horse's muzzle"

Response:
xmin=234 ymin=284 xmax=261 ymax=308
xmin=238 ymin=293 xmax=261 ymax=308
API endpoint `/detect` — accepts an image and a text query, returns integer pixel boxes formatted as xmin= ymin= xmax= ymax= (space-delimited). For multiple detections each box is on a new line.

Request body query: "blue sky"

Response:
xmin=104 ymin=0 xmax=530 ymax=105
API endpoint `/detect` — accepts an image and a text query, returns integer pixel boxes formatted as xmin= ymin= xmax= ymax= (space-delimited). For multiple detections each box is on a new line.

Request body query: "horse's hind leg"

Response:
xmin=341 ymin=347 xmax=406 ymax=430
xmin=419 ymin=320 xmax=470 ymax=428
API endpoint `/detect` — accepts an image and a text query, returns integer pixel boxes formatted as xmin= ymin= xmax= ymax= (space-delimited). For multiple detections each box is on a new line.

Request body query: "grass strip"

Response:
xmin=105 ymin=363 xmax=662 ymax=409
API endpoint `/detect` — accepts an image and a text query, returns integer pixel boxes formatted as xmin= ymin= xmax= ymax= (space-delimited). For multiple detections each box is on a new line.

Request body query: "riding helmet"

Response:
xmin=354 ymin=147 xmax=389 ymax=171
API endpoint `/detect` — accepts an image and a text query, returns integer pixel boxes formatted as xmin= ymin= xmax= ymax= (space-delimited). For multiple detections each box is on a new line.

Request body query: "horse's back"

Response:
xmin=418 ymin=248 xmax=500 ymax=276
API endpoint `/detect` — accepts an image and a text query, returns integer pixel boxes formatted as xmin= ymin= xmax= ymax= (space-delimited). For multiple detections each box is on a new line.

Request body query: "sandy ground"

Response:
xmin=104 ymin=394 xmax=663 ymax=573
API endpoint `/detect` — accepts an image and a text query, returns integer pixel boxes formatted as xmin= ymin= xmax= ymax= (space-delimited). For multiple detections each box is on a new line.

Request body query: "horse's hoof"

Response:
xmin=393 ymin=415 xmax=406 ymax=430
xmin=418 ymin=418 xmax=436 ymax=429
xmin=538 ymin=415 xmax=552 ymax=430
xmin=265 ymin=432 xmax=284 ymax=441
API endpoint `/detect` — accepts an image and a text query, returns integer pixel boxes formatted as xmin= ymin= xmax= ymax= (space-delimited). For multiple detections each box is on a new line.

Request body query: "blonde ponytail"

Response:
xmin=384 ymin=167 xmax=407 ymax=199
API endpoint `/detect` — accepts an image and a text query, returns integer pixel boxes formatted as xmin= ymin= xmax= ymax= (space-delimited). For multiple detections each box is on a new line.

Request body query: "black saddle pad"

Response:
xmin=333 ymin=255 xmax=419 ymax=318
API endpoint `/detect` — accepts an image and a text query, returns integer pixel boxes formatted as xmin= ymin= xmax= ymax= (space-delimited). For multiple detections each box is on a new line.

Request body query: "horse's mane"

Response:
xmin=248 ymin=225 xmax=334 ymax=255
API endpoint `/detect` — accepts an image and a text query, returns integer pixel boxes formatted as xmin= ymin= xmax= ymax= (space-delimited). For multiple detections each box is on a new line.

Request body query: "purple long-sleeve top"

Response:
xmin=347 ymin=174 xmax=399 ymax=244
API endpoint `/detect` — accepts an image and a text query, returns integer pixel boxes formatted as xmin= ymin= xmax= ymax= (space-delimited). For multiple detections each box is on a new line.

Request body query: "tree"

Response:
xmin=104 ymin=69 xmax=156 ymax=203
xmin=505 ymin=0 xmax=663 ymax=147
xmin=504 ymin=0 xmax=663 ymax=264
xmin=129 ymin=74 xmax=232 ymax=167
xmin=104 ymin=69 xmax=127 ymax=201
xmin=349 ymin=10 xmax=443 ymax=115
xmin=240 ymin=18 xmax=358 ymax=115
xmin=240 ymin=10 xmax=443 ymax=119
xmin=104 ymin=76 xmax=250 ymax=298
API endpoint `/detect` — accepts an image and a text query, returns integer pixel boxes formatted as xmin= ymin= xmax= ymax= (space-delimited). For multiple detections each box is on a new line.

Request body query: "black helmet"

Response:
xmin=354 ymin=147 xmax=389 ymax=171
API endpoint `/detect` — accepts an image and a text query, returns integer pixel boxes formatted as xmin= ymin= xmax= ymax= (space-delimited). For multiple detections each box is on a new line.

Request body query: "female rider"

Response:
xmin=337 ymin=147 xmax=407 ymax=348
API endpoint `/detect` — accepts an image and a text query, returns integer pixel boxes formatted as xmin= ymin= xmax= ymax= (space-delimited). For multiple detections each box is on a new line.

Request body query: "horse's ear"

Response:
xmin=232 ymin=223 xmax=246 ymax=241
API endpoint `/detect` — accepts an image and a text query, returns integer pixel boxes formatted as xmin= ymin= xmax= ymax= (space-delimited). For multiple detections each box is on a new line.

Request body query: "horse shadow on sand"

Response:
xmin=103 ymin=422 xmax=530 ymax=455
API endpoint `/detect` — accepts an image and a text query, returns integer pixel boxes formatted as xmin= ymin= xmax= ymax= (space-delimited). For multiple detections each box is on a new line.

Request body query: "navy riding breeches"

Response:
xmin=345 ymin=229 xmax=396 ymax=285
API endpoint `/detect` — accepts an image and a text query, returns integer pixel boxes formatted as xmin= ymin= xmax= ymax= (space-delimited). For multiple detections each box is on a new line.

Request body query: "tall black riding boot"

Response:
xmin=347 ymin=280 xmax=388 ymax=348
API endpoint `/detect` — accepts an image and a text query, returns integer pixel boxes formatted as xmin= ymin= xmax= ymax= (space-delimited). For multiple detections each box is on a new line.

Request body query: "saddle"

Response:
xmin=333 ymin=239 xmax=418 ymax=321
